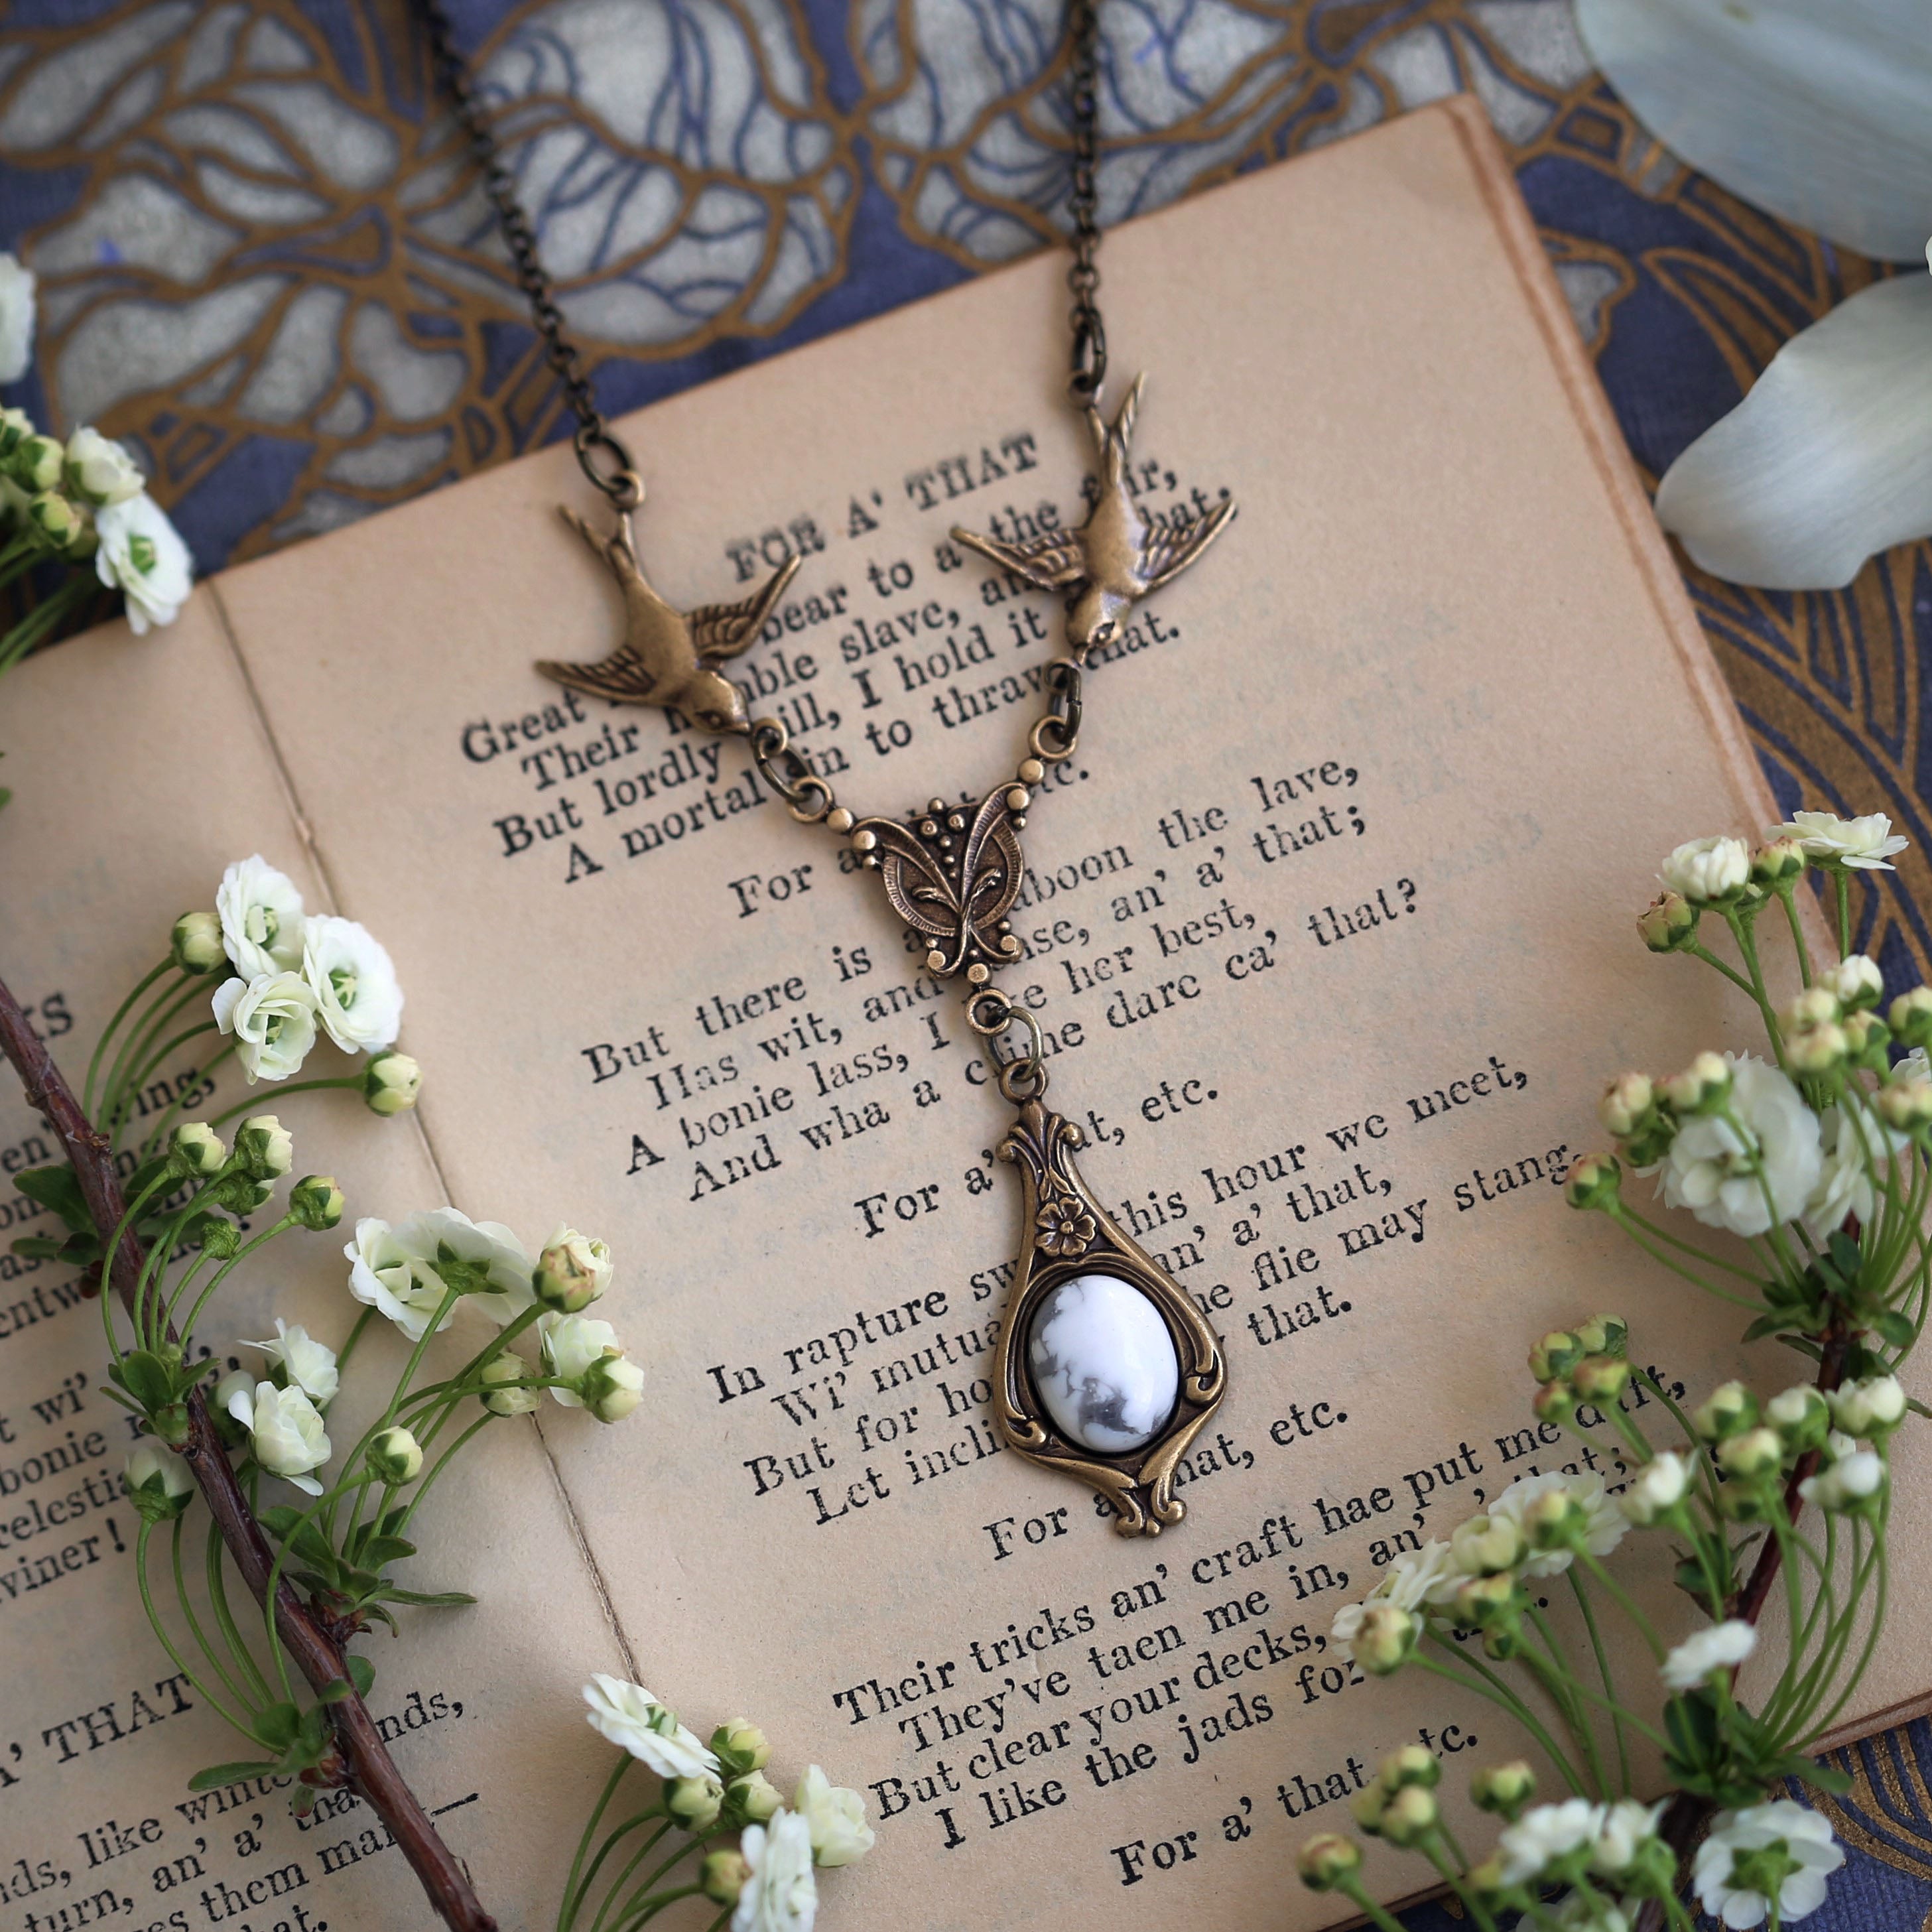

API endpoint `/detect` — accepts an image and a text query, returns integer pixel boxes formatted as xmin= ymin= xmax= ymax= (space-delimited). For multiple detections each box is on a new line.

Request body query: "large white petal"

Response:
xmin=1577 ymin=0 xmax=1932 ymax=263
xmin=1654 ymin=274 xmax=1932 ymax=590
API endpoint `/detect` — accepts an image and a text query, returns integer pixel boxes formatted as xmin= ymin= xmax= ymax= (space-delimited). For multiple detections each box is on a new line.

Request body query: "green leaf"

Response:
xmin=346 ymin=1653 xmax=375 ymax=1698
xmin=357 ymin=1535 xmax=416 ymax=1570
xmin=1828 ymin=1231 xmax=1863 ymax=1279
xmin=1795 ymin=1759 xmax=1853 ymax=1796
xmin=363 ymin=1603 xmax=399 ymax=1635
xmin=1741 ymin=1313 xmax=1789 ymax=1342
xmin=187 ymin=1760 xmax=280 ymax=1792
xmin=1869 ymin=1309 xmax=1915 ymax=1349
xmin=373 ymin=1586 xmax=477 ymax=1608
xmin=9 ymin=1236 xmax=68 ymax=1261
xmin=1776 ymin=1334 xmax=1825 ymax=1362
xmin=112 ymin=1350 xmax=176 ymax=1413
xmin=17 ymin=1163 xmax=90 ymax=1232
xmin=252 ymin=1702 xmax=300 ymax=1752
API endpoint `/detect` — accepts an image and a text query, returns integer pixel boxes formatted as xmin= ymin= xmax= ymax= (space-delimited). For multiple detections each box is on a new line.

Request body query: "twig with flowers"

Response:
xmin=1 ymin=852 xmax=873 ymax=1931
xmin=1293 ymin=810 xmax=1925 ymax=1932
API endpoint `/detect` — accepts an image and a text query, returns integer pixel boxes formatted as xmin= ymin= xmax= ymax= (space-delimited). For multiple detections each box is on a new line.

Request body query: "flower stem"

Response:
xmin=84 ymin=960 xmax=170 ymax=1117
xmin=558 ymin=1756 xmax=633 ymax=1932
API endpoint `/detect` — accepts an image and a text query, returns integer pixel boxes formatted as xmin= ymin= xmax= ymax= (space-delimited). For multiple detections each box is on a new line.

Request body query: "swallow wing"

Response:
xmin=688 ymin=553 xmax=803 ymax=663
xmin=1136 ymin=495 xmax=1236 ymax=592
xmin=950 ymin=525 xmax=1086 ymax=591
xmin=534 ymin=645 xmax=659 ymax=706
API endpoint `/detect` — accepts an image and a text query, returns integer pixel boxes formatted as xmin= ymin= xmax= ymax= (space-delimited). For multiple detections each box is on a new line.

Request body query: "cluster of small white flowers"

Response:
xmin=1496 ymin=1797 xmax=1666 ymax=1888
xmin=203 ymin=857 xmax=409 ymax=1086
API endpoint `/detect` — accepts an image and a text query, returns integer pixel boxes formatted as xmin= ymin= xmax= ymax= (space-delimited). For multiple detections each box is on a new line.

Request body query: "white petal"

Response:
xmin=1654 ymin=275 xmax=1932 ymax=590
xmin=1578 ymin=0 xmax=1932 ymax=261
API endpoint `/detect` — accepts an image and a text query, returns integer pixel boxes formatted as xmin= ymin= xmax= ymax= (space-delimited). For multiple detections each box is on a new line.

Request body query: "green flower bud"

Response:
xmin=1716 ymin=1426 xmax=1783 ymax=1482
xmin=1378 ymin=1783 xmax=1439 ymax=1847
xmin=363 ymin=1050 xmax=421 ymax=1117
xmin=123 ymin=1442 xmax=194 ymax=1521
xmin=1831 ymin=1374 xmax=1907 ymax=1437
xmin=664 ymin=1773 xmax=723 ymax=1833
xmin=1841 ymin=1010 xmax=1890 ymax=1066
xmin=1348 ymin=1782 xmax=1387 ymax=1836
xmin=1528 ymin=1330 xmax=1584 ymax=1383
xmin=720 ymin=1768 xmax=782 ymax=1830
xmin=366 ymin=1426 xmax=423 ymax=1486
xmin=1378 ymin=1743 xmax=1439 ymax=1791
xmin=1573 ymin=1312 xmax=1629 ymax=1358
xmin=1563 ymin=1152 xmax=1622 ymax=1211
xmin=1450 ymin=1512 xmax=1523 ymax=1577
xmin=1454 ymin=1572 xmax=1521 ymax=1632
xmin=534 ymin=1226 xmax=612 ymax=1313
xmin=289 ymin=1174 xmax=345 ymax=1230
xmin=478 ymin=1352 xmax=540 ymax=1415
xmin=701 ymin=1850 xmax=749 ymax=1906
xmin=1662 ymin=1051 xmax=1732 ymax=1113
xmin=1751 ymin=836 xmax=1806 ymax=884
xmin=0 ymin=406 xmax=31 ymax=458
xmin=170 ymin=910 xmax=225 ymax=974
xmin=1295 ymin=1833 xmax=1364 ymax=1893
xmin=712 ymin=1718 xmax=772 ymax=1777
xmin=170 ymin=1122 xmax=227 ymax=1179
xmin=581 ymin=1350 xmax=645 ymax=1424
xmin=1470 ymin=1760 xmax=1535 ymax=1821
xmin=1523 ymin=1486 xmax=1588 ymax=1553
xmin=1877 ymin=1074 xmax=1932 ymax=1131
xmin=1787 ymin=986 xmax=1841 ymax=1030
xmin=1573 ymin=1354 xmax=1632 ymax=1403
xmin=1637 ymin=891 xmax=1698 ymax=953
xmin=1692 ymin=1380 xmax=1759 ymax=1443
xmin=234 ymin=1114 xmax=292 ymax=1181
xmin=13 ymin=434 xmax=63 ymax=492
xmin=1464 ymin=1856 xmax=1510 ymax=1905
xmin=184 ymin=1211 xmax=241 ymax=1259
xmin=1598 ymin=1072 xmax=1654 ymax=1138
xmin=1889 ymin=986 xmax=1932 ymax=1047
xmin=1531 ymin=1380 xmax=1577 ymax=1427
xmin=1787 ymin=1019 xmax=1848 ymax=1074
xmin=1353 ymin=1602 xmax=1418 ymax=1675
xmin=1765 ymin=1385 xmax=1831 ymax=1454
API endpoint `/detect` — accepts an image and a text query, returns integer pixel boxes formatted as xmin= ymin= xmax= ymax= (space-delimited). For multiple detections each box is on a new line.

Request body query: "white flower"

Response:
xmin=1662 ymin=1619 xmax=1756 ymax=1691
xmin=1829 ymin=1374 xmax=1907 ymax=1436
xmin=1693 ymin=1801 xmax=1844 ymax=1928
xmin=244 ymin=1318 xmax=338 ymax=1407
xmin=1824 ymin=954 xmax=1884 ymax=1009
xmin=1590 ymin=1797 xmax=1667 ymax=1876
xmin=1621 ymin=1450 xmax=1691 ymax=1525
xmin=344 ymin=1216 xmax=457 ymax=1342
xmin=1659 ymin=834 xmax=1750 ymax=903
xmin=1553 ymin=1897 xmax=1629 ymax=1932
xmin=94 ymin=492 xmax=192 ymax=634
xmin=1661 ymin=1054 xmax=1821 ymax=1238
xmin=733 ymin=1811 xmax=817 ymax=1932
xmin=216 ymin=856 xmax=306 ymax=978
xmin=539 ymin=1313 xmax=623 ymax=1408
xmin=1802 ymin=1106 xmax=1892 ymax=1244
xmin=0 ymin=253 xmax=34 ymax=382
xmin=535 ymin=1225 xmax=613 ymax=1313
xmin=1490 ymin=1471 xmax=1627 ymax=1577
xmin=300 ymin=915 xmax=403 ymax=1053
xmin=1799 ymin=1449 xmax=1887 ymax=1513
xmin=582 ymin=1676 xmax=720 ymax=1779
xmin=1330 ymin=1540 xmax=1460 ymax=1661
xmin=1497 ymin=1798 xmax=1600 ymax=1886
xmin=227 ymin=1380 xmax=330 ymax=1495
xmin=1771 ymin=812 xmax=1909 ymax=873
xmin=64 ymin=426 xmax=143 ymax=507
xmin=1328 ymin=1600 xmax=1368 ymax=1663
xmin=212 ymin=972 xmax=320 ymax=1084
xmin=393 ymin=1208 xmax=533 ymax=1326
xmin=792 ymin=1767 xmax=873 ymax=1867
xmin=123 ymin=1441 xmax=194 ymax=1518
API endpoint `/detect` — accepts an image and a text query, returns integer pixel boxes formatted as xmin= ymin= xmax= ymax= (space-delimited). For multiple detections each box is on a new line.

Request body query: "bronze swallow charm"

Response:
xmin=950 ymin=373 xmax=1235 ymax=657
xmin=538 ymin=507 xmax=800 ymax=734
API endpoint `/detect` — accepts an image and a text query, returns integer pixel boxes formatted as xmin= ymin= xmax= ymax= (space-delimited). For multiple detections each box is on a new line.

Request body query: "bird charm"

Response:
xmin=537 ymin=507 xmax=801 ymax=734
xmin=951 ymin=373 xmax=1235 ymax=657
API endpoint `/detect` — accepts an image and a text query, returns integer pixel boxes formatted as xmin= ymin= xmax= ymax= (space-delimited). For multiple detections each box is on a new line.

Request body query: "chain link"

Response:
xmin=966 ymin=989 xmax=1049 ymax=1102
xmin=749 ymin=717 xmax=838 ymax=823
xmin=412 ymin=0 xmax=642 ymax=509
xmin=1064 ymin=0 xmax=1106 ymax=404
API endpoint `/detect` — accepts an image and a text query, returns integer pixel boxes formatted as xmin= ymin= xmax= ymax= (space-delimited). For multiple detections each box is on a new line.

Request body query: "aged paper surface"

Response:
xmin=2 ymin=99 xmax=1925 ymax=1932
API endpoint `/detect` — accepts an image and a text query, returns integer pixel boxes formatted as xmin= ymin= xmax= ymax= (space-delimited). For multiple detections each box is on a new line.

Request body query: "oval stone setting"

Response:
xmin=1027 ymin=1272 xmax=1180 ymax=1454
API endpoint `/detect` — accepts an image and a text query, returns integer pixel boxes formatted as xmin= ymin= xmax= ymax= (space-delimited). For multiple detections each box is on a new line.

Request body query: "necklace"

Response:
xmin=419 ymin=0 xmax=1236 ymax=1537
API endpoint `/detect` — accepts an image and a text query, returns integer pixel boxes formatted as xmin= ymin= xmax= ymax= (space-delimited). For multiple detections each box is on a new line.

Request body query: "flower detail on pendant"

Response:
xmin=1035 ymin=1193 xmax=1096 ymax=1257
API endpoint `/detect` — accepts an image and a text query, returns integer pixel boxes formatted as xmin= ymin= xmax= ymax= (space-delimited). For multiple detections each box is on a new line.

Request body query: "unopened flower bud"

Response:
xmin=171 ymin=910 xmax=224 ymax=974
xmin=64 ymin=426 xmax=143 ymax=507
xmin=1842 ymin=1010 xmax=1890 ymax=1063
xmin=1716 ymin=1426 xmax=1783 ymax=1482
xmin=1296 ymin=1832 xmax=1364 ymax=1892
xmin=1454 ymin=1572 xmax=1521 ymax=1631
xmin=478 ymin=1352 xmax=539 ymax=1415
xmin=13 ymin=434 xmax=62 ymax=492
xmin=1379 ymin=1742 xmax=1440 ymax=1791
xmin=720 ymin=1768 xmax=781 ymax=1829
xmin=1574 ymin=1313 xmax=1629 ymax=1358
xmin=234 ymin=1114 xmax=292 ymax=1180
xmin=211 ymin=1368 xmax=253 ymax=1447
xmin=1450 ymin=1512 xmax=1523 ymax=1577
xmin=712 ymin=1718 xmax=771 ymax=1776
xmin=1787 ymin=1020 xmax=1848 ymax=1073
xmin=26 ymin=489 xmax=82 ymax=551
xmin=1349 ymin=1783 xmax=1387 ymax=1835
xmin=1531 ymin=1380 xmax=1577 ymax=1426
xmin=1827 ymin=954 xmax=1884 ymax=1011
xmin=1878 ymin=1075 xmax=1932 ymax=1130
xmin=289 ymin=1175 xmax=344 ymax=1230
xmin=1598 ymin=1072 xmax=1654 ymax=1138
xmin=1831 ymin=1374 xmax=1907 ymax=1437
xmin=1529 ymin=1330 xmax=1584 ymax=1383
xmin=0 ymin=406 xmax=31 ymax=457
xmin=1800 ymin=1448 xmax=1887 ymax=1515
xmin=534 ymin=1226 xmax=612 ymax=1313
xmin=1470 ymin=1760 xmax=1535 ymax=1821
xmin=1464 ymin=1856 xmax=1509 ymax=1903
xmin=188 ymin=1212 xmax=241 ymax=1259
xmin=1353 ymin=1602 xmax=1417 ymax=1675
xmin=362 ymin=1050 xmax=421 ymax=1117
xmin=1638 ymin=890 xmax=1699 ymax=952
xmin=1693 ymin=1380 xmax=1759 ymax=1442
xmin=171 ymin=1122 xmax=227 ymax=1179
xmin=1662 ymin=834 xmax=1750 ymax=904
xmin=701 ymin=1849 xmax=749 ymax=1906
xmin=1378 ymin=1783 xmax=1439 ymax=1847
xmin=1523 ymin=1486 xmax=1588 ymax=1552
xmin=1663 ymin=1051 xmax=1732 ymax=1113
xmin=581 ymin=1350 xmax=645 ymax=1425
xmin=1563 ymin=1152 xmax=1622 ymax=1211
xmin=1752 ymin=836 xmax=1805 ymax=884
xmin=123 ymin=1442 xmax=194 ymax=1521
xmin=1573 ymin=1354 xmax=1631 ymax=1403
xmin=1890 ymin=986 xmax=1932 ymax=1047
xmin=367 ymin=1426 xmax=423 ymax=1485
xmin=1765 ymin=1385 xmax=1830 ymax=1454
xmin=665 ymin=1773 xmax=723 ymax=1833
xmin=1789 ymin=986 xmax=1842 ymax=1029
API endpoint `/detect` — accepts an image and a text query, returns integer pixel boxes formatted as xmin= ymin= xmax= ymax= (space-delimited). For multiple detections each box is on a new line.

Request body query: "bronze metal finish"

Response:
xmin=849 ymin=788 xmax=1027 ymax=980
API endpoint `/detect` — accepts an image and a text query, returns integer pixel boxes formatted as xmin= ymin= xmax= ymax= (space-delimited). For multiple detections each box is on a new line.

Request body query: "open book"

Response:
xmin=2 ymin=98 xmax=1924 ymax=1932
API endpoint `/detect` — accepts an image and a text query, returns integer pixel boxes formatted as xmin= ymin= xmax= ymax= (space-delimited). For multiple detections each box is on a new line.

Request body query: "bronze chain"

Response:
xmin=1064 ymin=0 xmax=1108 ymax=402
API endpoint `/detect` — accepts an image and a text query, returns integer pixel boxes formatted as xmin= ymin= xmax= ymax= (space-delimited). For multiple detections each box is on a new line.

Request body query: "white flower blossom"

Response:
xmin=226 ymin=1380 xmax=330 ymax=1495
xmin=582 ymin=1675 xmax=720 ymax=1779
xmin=244 ymin=1318 xmax=338 ymax=1407
xmin=393 ymin=1208 xmax=533 ymax=1326
xmin=1823 ymin=954 xmax=1884 ymax=1009
xmin=64 ymin=426 xmax=143 ymax=506
xmin=94 ymin=492 xmax=193 ymax=634
xmin=1830 ymin=1374 xmax=1907 ymax=1436
xmin=1622 ymin=1450 xmax=1691 ymax=1525
xmin=1497 ymin=1797 xmax=1600 ymax=1885
xmin=733 ymin=1811 xmax=817 ymax=1932
xmin=1770 ymin=812 xmax=1908 ymax=871
xmin=1693 ymin=1801 xmax=1844 ymax=1927
xmin=1662 ymin=1619 xmax=1756 ymax=1691
xmin=1802 ymin=1106 xmax=1892 ymax=1243
xmin=0 ymin=253 xmax=34 ymax=383
xmin=1799 ymin=1449 xmax=1886 ymax=1513
xmin=216 ymin=856 xmax=306 ymax=979
xmin=1590 ymin=1797 xmax=1667 ymax=1875
xmin=301 ymin=915 xmax=403 ymax=1054
xmin=538 ymin=1313 xmax=623 ymax=1406
xmin=1490 ymin=1471 xmax=1627 ymax=1577
xmin=344 ymin=1216 xmax=456 ymax=1341
xmin=1661 ymin=1054 xmax=1821 ymax=1238
xmin=212 ymin=972 xmax=320 ymax=1084
xmin=792 ymin=1767 xmax=873 ymax=1867
xmin=1660 ymin=834 xmax=1750 ymax=903
xmin=1330 ymin=1541 xmax=1460 ymax=1660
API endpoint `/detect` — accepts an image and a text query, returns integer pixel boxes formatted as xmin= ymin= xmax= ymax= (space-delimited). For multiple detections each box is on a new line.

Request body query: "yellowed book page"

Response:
xmin=0 ymin=608 xmax=628 ymax=1929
